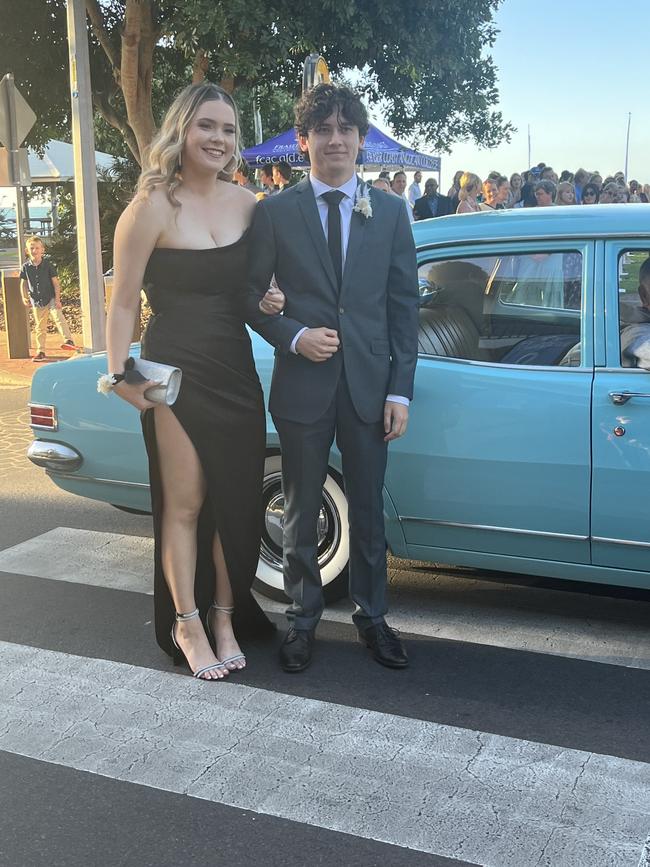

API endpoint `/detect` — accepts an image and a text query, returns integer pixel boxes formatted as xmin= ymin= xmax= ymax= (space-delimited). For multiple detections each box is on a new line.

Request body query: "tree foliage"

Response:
xmin=1 ymin=0 xmax=72 ymax=150
xmin=42 ymin=158 xmax=140 ymax=278
xmin=1 ymin=0 xmax=512 ymax=163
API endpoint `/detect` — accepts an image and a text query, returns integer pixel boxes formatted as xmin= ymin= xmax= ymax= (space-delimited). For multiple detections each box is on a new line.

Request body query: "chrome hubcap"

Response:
xmin=260 ymin=470 xmax=341 ymax=574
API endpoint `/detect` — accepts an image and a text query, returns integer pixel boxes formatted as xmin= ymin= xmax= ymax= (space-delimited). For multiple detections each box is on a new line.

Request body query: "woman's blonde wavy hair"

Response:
xmin=136 ymin=82 xmax=242 ymax=207
xmin=458 ymin=172 xmax=481 ymax=201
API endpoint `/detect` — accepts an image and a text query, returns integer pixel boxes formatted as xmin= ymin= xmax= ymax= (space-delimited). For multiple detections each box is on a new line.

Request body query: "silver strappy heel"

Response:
xmin=206 ymin=603 xmax=246 ymax=670
xmin=171 ymin=607 xmax=229 ymax=679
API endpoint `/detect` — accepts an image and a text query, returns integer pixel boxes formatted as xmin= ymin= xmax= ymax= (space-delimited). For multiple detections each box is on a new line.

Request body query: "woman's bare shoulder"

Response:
xmin=130 ymin=186 xmax=175 ymax=217
xmin=225 ymin=182 xmax=258 ymax=217
xmin=116 ymin=188 xmax=171 ymax=246
xmin=221 ymin=181 xmax=256 ymax=201
xmin=124 ymin=187 xmax=174 ymax=224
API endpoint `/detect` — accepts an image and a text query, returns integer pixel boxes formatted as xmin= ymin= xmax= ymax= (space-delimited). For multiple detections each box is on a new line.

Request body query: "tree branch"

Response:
xmin=84 ymin=0 xmax=121 ymax=81
xmin=192 ymin=49 xmax=209 ymax=84
xmin=93 ymin=90 xmax=140 ymax=164
xmin=219 ymin=74 xmax=235 ymax=94
xmin=121 ymin=0 xmax=157 ymax=158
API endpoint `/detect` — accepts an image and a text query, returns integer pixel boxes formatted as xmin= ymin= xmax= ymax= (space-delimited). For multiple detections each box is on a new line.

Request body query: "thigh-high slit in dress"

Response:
xmin=140 ymin=237 xmax=275 ymax=656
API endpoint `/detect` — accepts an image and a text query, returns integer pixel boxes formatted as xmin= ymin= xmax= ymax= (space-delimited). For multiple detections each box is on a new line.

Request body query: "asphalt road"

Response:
xmin=1 ymin=385 xmax=649 ymax=867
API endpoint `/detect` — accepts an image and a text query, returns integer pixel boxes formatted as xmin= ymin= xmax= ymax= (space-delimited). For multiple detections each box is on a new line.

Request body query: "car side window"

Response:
xmin=417 ymin=251 xmax=583 ymax=366
xmin=618 ymin=250 xmax=650 ymax=369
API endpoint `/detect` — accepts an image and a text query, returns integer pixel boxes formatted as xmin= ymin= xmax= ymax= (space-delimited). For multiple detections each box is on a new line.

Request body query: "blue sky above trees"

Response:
xmin=418 ymin=0 xmax=650 ymax=186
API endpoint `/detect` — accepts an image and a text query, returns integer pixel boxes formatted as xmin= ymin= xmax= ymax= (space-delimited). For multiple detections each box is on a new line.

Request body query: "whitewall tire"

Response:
xmin=254 ymin=452 xmax=350 ymax=603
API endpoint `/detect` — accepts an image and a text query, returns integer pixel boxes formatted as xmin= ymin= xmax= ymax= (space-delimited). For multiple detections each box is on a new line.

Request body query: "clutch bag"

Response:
xmin=130 ymin=358 xmax=182 ymax=406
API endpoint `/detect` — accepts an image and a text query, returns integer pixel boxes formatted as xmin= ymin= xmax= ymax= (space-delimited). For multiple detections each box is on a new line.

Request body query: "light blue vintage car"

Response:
xmin=28 ymin=204 xmax=650 ymax=600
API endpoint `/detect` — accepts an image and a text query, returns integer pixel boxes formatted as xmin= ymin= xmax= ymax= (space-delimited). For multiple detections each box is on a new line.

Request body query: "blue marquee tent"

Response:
xmin=242 ymin=123 xmax=440 ymax=172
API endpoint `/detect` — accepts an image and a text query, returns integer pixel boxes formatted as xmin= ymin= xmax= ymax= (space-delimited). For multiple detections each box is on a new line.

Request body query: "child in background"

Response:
xmin=20 ymin=236 xmax=76 ymax=362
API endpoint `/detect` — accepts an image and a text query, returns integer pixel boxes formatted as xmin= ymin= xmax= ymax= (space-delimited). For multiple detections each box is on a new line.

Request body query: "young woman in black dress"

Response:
xmin=106 ymin=84 xmax=283 ymax=680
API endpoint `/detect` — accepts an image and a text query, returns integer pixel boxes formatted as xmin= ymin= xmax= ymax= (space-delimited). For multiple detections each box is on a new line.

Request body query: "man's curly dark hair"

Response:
xmin=294 ymin=84 xmax=369 ymax=138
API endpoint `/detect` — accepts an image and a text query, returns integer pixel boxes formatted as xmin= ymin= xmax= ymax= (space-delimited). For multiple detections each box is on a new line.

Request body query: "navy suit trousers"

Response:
xmin=273 ymin=370 xmax=389 ymax=630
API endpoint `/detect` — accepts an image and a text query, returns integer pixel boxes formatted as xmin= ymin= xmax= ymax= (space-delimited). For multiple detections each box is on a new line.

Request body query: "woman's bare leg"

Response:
xmin=210 ymin=534 xmax=246 ymax=670
xmin=154 ymin=405 xmax=226 ymax=679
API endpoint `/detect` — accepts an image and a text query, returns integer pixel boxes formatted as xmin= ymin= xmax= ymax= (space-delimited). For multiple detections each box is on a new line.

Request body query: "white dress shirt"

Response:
xmin=289 ymin=172 xmax=408 ymax=407
xmin=310 ymin=172 xmax=358 ymax=265
xmin=401 ymin=193 xmax=415 ymax=223
xmin=408 ymin=181 xmax=422 ymax=207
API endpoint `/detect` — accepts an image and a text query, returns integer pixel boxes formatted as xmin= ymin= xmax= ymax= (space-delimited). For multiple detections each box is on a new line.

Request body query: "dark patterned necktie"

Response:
xmin=321 ymin=189 xmax=345 ymax=289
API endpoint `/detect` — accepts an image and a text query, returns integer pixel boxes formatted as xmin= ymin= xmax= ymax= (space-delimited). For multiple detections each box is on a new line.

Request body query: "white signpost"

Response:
xmin=66 ymin=0 xmax=106 ymax=352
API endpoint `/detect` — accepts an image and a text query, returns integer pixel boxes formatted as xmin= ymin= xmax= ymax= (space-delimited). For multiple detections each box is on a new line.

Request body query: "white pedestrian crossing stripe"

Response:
xmin=0 ymin=639 xmax=648 ymax=867
xmin=639 ymin=837 xmax=650 ymax=867
xmin=1 ymin=526 xmax=649 ymax=865
xmin=1 ymin=527 xmax=650 ymax=670
xmin=0 ymin=527 xmax=154 ymax=594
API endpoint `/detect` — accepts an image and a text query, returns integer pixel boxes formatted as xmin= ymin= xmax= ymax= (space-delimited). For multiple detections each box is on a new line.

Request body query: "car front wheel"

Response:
xmin=254 ymin=452 xmax=349 ymax=603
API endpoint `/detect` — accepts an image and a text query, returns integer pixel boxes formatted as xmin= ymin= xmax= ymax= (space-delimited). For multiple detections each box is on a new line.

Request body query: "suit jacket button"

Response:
xmin=339 ymin=306 xmax=344 ymax=314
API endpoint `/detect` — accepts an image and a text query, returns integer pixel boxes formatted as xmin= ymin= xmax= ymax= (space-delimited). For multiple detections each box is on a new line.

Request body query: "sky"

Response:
xmin=378 ymin=0 xmax=650 ymax=190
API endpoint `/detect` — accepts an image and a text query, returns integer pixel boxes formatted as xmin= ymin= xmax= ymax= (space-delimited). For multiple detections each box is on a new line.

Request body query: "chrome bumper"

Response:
xmin=27 ymin=440 xmax=83 ymax=472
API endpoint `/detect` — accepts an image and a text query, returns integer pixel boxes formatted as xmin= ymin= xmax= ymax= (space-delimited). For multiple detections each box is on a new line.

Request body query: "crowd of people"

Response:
xmin=439 ymin=165 xmax=650 ymax=218
xmin=237 ymin=161 xmax=650 ymax=225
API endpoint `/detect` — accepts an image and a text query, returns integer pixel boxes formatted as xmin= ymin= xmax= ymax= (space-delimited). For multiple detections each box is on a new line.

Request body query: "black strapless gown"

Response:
xmin=140 ymin=237 xmax=275 ymax=656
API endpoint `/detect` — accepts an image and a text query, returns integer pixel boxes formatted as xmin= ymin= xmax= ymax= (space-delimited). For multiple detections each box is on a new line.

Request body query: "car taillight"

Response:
xmin=29 ymin=403 xmax=58 ymax=431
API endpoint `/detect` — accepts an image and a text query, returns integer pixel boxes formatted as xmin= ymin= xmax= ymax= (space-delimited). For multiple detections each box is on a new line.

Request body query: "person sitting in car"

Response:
xmin=621 ymin=257 xmax=650 ymax=368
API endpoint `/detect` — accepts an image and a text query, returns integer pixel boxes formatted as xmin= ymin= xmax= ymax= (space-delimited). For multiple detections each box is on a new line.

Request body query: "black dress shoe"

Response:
xmin=358 ymin=622 xmax=408 ymax=669
xmin=279 ymin=627 xmax=315 ymax=673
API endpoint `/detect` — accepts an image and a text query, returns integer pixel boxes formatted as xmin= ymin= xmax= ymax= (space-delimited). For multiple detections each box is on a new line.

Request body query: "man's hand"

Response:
xmin=384 ymin=400 xmax=409 ymax=442
xmin=296 ymin=328 xmax=340 ymax=362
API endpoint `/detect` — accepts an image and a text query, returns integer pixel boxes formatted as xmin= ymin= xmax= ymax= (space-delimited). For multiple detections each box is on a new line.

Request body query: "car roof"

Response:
xmin=412 ymin=203 xmax=650 ymax=248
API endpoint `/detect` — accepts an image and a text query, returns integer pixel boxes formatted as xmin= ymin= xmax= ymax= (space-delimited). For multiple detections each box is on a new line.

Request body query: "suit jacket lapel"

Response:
xmin=341 ymin=177 xmax=367 ymax=299
xmin=296 ymin=177 xmax=338 ymax=293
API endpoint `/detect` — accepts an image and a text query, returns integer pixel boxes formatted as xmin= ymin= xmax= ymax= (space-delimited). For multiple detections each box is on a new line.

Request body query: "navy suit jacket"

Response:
xmin=245 ymin=176 xmax=419 ymax=425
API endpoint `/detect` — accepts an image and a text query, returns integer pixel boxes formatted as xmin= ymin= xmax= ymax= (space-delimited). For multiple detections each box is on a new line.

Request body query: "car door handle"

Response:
xmin=609 ymin=391 xmax=650 ymax=405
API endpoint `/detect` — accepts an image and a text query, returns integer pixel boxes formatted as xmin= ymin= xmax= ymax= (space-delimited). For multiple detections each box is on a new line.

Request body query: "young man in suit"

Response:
xmin=247 ymin=84 xmax=419 ymax=672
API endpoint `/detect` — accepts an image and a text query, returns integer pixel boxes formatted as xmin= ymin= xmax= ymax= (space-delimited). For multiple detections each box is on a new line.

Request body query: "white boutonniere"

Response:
xmin=353 ymin=183 xmax=373 ymax=219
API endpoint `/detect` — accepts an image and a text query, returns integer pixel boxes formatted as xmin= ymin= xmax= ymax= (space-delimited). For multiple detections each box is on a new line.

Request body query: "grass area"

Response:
xmin=0 ymin=247 xmax=19 ymax=269
xmin=619 ymin=250 xmax=650 ymax=294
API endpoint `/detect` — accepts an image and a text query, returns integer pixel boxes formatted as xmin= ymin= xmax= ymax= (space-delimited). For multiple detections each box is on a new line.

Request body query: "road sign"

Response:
xmin=0 ymin=147 xmax=30 ymax=185
xmin=0 ymin=74 xmax=35 ymax=274
xmin=302 ymin=54 xmax=330 ymax=93
xmin=0 ymin=75 xmax=36 ymax=149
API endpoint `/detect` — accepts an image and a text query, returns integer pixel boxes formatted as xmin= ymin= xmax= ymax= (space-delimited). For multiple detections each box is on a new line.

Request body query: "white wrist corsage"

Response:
xmin=97 ymin=373 xmax=118 ymax=395
xmin=353 ymin=183 xmax=373 ymax=219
